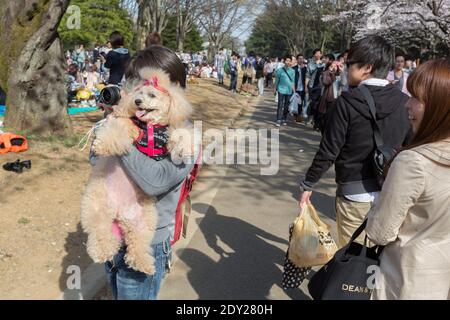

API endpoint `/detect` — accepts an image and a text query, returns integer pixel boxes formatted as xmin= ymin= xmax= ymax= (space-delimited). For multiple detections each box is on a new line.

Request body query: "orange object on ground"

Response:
xmin=0 ymin=132 xmax=28 ymax=154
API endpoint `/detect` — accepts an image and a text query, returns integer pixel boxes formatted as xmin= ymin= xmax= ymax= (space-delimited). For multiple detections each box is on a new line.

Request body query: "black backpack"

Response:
xmin=359 ymin=85 xmax=397 ymax=187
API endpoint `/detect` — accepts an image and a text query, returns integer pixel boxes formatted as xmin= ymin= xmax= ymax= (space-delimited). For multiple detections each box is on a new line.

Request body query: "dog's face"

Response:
xmin=131 ymin=84 xmax=171 ymax=125
xmin=113 ymin=68 xmax=192 ymax=128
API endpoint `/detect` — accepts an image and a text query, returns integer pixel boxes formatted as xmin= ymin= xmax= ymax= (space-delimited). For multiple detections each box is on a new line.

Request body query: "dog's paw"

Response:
xmin=91 ymin=137 xmax=109 ymax=156
xmin=167 ymin=128 xmax=195 ymax=164
xmin=92 ymin=118 xmax=135 ymax=156
xmin=124 ymin=252 xmax=156 ymax=275
xmin=86 ymin=236 xmax=120 ymax=263
xmin=169 ymin=143 xmax=194 ymax=165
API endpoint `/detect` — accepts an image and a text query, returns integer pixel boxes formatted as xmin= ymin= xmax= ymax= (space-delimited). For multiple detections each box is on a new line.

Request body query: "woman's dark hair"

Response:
xmin=109 ymin=31 xmax=125 ymax=48
xmin=326 ymin=54 xmax=335 ymax=62
xmin=347 ymin=35 xmax=394 ymax=79
xmin=145 ymin=32 xmax=163 ymax=47
xmin=312 ymin=48 xmax=321 ymax=56
xmin=125 ymin=45 xmax=186 ymax=88
xmin=68 ymin=63 xmax=78 ymax=75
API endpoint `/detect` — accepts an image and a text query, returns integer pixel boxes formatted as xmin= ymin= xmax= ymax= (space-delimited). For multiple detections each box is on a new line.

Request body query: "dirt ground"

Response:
xmin=0 ymin=78 xmax=257 ymax=300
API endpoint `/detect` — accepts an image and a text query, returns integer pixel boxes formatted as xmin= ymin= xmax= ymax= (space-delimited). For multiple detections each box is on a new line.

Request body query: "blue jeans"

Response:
xmin=229 ymin=72 xmax=237 ymax=91
xmin=217 ymin=68 xmax=224 ymax=84
xmin=105 ymin=237 xmax=172 ymax=300
xmin=277 ymin=92 xmax=292 ymax=122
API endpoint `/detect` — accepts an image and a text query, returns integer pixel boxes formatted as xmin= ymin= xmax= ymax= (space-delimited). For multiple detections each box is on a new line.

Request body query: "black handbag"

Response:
xmin=359 ymin=85 xmax=397 ymax=187
xmin=307 ymin=220 xmax=384 ymax=300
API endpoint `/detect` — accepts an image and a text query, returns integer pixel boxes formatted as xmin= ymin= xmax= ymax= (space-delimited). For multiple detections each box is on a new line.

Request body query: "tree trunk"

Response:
xmin=177 ymin=34 xmax=185 ymax=52
xmin=0 ymin=0 xmax=72 ymax=136
xmin=136 ymin=0 xmax=150 ymax=49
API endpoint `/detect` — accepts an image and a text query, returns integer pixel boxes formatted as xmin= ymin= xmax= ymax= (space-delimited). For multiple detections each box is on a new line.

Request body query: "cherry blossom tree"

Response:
xmin=324 ymin=0 xmax=450 ymax=58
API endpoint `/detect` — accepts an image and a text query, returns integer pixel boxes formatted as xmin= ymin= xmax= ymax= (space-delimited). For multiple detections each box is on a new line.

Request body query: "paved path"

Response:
xmin=159 ymin=92 xmax=337 ymax=300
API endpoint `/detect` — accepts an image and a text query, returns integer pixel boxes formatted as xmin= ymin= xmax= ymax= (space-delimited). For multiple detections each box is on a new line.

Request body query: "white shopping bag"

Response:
xmin=289 ymin=93 xmax=301 ymax=114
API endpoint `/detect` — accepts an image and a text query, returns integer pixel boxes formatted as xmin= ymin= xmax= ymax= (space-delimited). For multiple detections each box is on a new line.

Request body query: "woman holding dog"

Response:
xmin=366 ymin=58 xmax=450 ymax=299
xmin=101 ymin=46 xmax=198 ymax=300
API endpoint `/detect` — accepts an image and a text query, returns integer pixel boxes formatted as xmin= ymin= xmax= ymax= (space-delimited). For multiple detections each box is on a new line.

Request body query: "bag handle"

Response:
xmin=282 ymin=67 xmax=293 ymax=82
xmin=359 ymin=85 xmax=383 ymax=149
xmin=308 ymin=204 xmax=330 ymax=230
xmin=296 ymin=204 xmax=329 ymax=230
xmin=346 ymin=219 xmax=385 ymax=257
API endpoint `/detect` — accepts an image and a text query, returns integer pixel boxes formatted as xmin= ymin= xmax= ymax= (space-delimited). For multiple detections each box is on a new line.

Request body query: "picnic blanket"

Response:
xmin=0 ymin=105 xmax=98 ymax=117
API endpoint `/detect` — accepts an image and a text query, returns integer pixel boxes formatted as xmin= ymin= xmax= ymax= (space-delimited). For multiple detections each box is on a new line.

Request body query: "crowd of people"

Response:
xmin=65 ymin=31 xmax=131 ymax=107
xmin=208 ymin=47 xmax=422 ymax=133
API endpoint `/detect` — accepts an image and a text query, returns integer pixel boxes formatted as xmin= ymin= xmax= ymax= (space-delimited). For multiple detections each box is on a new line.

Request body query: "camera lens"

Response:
xmin=100 ymin=86 xmax=121 ymax=105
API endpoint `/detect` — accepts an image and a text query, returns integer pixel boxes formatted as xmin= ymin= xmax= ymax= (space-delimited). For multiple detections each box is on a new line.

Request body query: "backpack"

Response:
xmin=360 ymin=85 xmax=397 ymax=187
xmin=224 ymin=60 xmax=230 ymax=74
xmin=171 ymin=150 xmax=202 ymax=245
xmin=0 ymin=132 xmax=28 ymax=154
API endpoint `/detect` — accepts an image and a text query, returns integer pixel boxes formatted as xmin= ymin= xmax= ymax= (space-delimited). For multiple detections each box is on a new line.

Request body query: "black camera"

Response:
xmin=99 ymin=85 xmax=121 ymax=105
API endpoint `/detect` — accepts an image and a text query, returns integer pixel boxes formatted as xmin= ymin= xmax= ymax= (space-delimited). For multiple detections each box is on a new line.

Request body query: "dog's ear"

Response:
xmin=167 ymin=86 xmax=192 ymax=128
xmin=112 ymin=86 xmax=135 ymax=118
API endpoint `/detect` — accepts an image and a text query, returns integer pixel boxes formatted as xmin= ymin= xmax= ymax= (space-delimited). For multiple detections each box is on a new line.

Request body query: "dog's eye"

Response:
xmin=148 ymin=93 xmax=156 ymax=98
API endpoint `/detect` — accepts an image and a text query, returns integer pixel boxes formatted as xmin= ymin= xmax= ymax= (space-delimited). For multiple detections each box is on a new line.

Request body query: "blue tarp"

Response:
xmin=0 ymin=105 xmax=98 ymax=117
xmin=67 ymin=107 xmax=98 ymax=115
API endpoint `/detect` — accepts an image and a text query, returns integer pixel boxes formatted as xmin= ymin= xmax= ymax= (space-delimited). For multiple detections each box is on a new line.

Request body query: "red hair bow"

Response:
xmin=141 ymin=76 xmax=168 ymax=94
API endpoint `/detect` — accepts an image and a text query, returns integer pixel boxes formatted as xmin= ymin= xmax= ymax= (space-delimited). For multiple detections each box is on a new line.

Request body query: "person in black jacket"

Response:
xmin=292 ymin=54 xmax=307 ymax=122
xmin=255 ymin=54 xmax=265 ymax=96
xmin=100 ymin=31 xmax=131 ymax=85
xmin=298 ymin=36 xmax=412 ymax=247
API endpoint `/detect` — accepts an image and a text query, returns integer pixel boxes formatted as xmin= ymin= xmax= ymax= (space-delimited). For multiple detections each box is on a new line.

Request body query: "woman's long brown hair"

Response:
xmin=383 ymin=58 xmax=450 ymax=177
xmin=406 ymin=58 xmax=450 ymax=149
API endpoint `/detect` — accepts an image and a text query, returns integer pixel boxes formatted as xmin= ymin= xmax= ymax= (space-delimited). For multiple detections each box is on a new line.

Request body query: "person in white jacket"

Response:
xmin=366 ymin=58 xmax=450 ymax=300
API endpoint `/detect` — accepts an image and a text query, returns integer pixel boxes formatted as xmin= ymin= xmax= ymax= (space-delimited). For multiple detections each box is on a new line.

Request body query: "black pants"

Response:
xmin=309 ymin=88 xmax=322 ymax=128
xmin=296 ymin=90 xmax=306 ymax=115
xmin=277 ymin=93 xmax=292 ymax=122
xmin=242 ymin=75 xmax=252 ymax=85
xmin=265 ymin=73 xmax=273 ymax=87
xmin=229 ymin=72 xmax=237 ymax=91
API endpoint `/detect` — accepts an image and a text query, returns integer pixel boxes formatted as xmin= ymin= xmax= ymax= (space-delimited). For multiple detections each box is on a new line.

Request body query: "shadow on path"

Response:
xmin=177 ymin=203 xmax=310 ymax=300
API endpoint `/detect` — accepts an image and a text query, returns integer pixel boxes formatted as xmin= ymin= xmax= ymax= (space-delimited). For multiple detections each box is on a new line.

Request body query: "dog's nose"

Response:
xmin=135 ymin=99 xmax=142 ymax=106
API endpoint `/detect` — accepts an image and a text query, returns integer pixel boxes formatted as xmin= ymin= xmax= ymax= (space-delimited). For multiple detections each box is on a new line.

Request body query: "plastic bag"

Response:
xmin=289 ymin=93 xmax=300 ymax=114
xmin=274 ymin=91 xmax=279 ymax=103
xmin=302 ymin=93 xmax=310 ymax=118
xmin=288 ymin=204 xmax=338 ymax=268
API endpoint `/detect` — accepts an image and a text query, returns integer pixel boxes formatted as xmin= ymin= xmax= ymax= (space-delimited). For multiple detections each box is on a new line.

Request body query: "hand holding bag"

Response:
xmin=288 ymin=204 xmax=338 ymax=268
xmin=307 ymin=220 xmax=384 ymax=300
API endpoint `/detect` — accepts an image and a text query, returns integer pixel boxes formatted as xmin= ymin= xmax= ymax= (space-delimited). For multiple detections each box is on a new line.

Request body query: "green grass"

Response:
xmin=62 ymin=135 xmax=81 ymax=148
xmin=2 ymin=128 xmax=82 ymax=149
xmin=18 ymin=217 xmax=30 ymax=225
